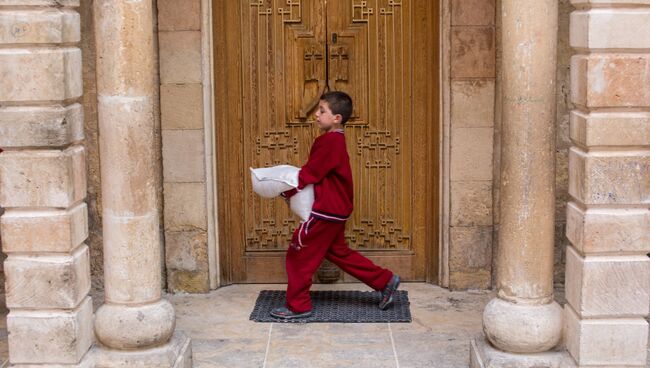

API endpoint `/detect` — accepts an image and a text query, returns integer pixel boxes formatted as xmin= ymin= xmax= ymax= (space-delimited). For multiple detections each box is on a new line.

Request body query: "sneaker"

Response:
xmin=379 ymin=274 xmax=401 ymax=310
xmin=270 ymin=306 xmax=312 ymax=320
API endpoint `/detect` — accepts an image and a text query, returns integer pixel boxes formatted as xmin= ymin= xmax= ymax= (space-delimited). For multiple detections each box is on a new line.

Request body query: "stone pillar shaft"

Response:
xmin=0 ymin=1 xmax=93 ymax=365
xmin=93 ymin=0 xmax=174 ymax=351
xmin=478 ymin=0 xmax=564 ymax=359
xmin=496 ymin=0 xmax=558 ymax=304
xmin=565 ymin=1 xmax=650 ymax=366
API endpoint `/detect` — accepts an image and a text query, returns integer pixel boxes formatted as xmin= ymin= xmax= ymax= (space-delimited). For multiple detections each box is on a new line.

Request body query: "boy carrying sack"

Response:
xmin=271 ymin=91 xmax=400 ymax=320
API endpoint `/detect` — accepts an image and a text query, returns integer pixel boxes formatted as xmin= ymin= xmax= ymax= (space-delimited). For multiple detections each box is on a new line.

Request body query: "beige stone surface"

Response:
xmin=0 ymin=0 xmax=79 ymax=5
xmin=0 ymin=104 xmax=84 ymax=148
xmin=92 ymin=330 xmax=192 ymax=368
xmin=565 ymin=246 xmax=649 ymax=318
xmin=0 ymin=8 xmax=80 ymax=44
xmin=163 ymin=182 xmax=207 ymax=231
xmin=571 ymin=54 xmax=650 ymax=108
xmin=450 ymin=127 xmax=494 ymax=181
xmin=566 ymin=201 xmax=650 ymax=254
xmin=571 ymin=9 xmax=650 ymax=49
xmin=451 ymin=0 xmax=495 ymax=26
xmin=5 ymin=244 xmax=90 ymax=309
xmin=451 ymin=79 xmax=495 ymax=128
xmin=1 ymin=203 xmax=87 ymax=253
xmin=569 ymin=147 xmax=650 ymax=205
xmin=93 ymin=0 xmax=178 ymax=352
xmin=449 ymin=226 xmax=492 ymax=289
xmin=94 ymin=299 xmax=175 ymax=349
xmin=470 ymin=337 xmax=575 ymax=368
xmin=7 ymin=296 xmax=93 ymax=365
xmin=165 ymin=230 xmax=209 ymax=293
xmin=171 ymin=283 xmax=494 ymax=368
xmin=450 ymin=26 xmax=496 ymax=78
xmin=161 ymin=84 xmax=204 ymax=130
xmin=0 ymin=47 xmax=81 ymax=102
xmin=159 ymin=31 xmax=202 ymax=84
xmin=162 ymin=129 xmax=205 ymax=183
xmin=564 ymin=304 xmax=649 ymax=366
xmin=570 ymin=110 xmax=650 ymax=147
xmin=157 ymin=0 xmax=201 ymax=31
xmin=450 ymin=181 xmax=493 ymax=226
xmin=0 ymin=146 xmax=86 ymax=208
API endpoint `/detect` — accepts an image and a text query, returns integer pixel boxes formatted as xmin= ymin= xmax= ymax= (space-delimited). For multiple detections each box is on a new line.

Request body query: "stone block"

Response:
xmin=0 ymin=47 xmax=82 ymax=103
xmin=157 ymin=0 xmax=200 ymax=31
xmin=451 ymin=79 xmax=495 ymax=128
xmin=564 ymin=304 xmax=648 ymax=366
xmin=159 ymin=31 xmax=201 ymax=84
xmin=571 ymin=0 xmax=650 ymax=4
xmin=568 ymin=146 xmax=650 ymax=205
xmin=571 ymin=9 xmax=650 ymax=49
xmin=571 ymin=54 xmax=650 ymax=108
xmin=163 ymin=182 xmax=207 ymax=231
xmin=450 ymin=26 xmax=495 ymax=78
xmin=165 ymin=230 xmax=209 ymax=293
xmin=5 ymin=244 xmax=90 ymax=309
xmin=1 ymin=203 xmax=88 ymax=253
xmin=161 ymin=83 xmax=203 ymax=129
xmin=449 ymin=226 xmax=492 ymax=289
xmin=451 ymin=0 xmax=495 ymax=26
xmin=0 ymin=8 xmax=80 ymax=44
xmin=0 ymin=104 xmax=84 ymax=148
xmin=0 ymin=145 xmax=86 ymax=208
xmin=450 ymin=127 xmax=494 ymax=181
xmin=0 ymin=1 xmax=79 ymax=5
xmin=565 ymin=246 xmax=649 ymax=318
xmin=566 ymin=201 xmax=650 ymax=254
xmin=7 ymin=296 xmax=93 ymax=365
xmin=91 ymin=330 xmax=192 ymax=368
xmin=570 ymin=110 xmax=650 ymax=147
xmin=162 ymin=129 xmax=205 ymax=182
xmin=450 ymin=180 xmax=493 ymax=226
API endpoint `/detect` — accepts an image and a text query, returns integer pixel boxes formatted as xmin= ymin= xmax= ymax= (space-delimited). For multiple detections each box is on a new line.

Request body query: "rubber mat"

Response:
xmin=249 ymin=289 xmax=412 ymax=323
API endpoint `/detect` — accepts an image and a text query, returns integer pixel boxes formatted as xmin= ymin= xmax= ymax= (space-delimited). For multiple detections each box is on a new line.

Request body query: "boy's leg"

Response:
xmin=285 ymin=218 xmax=338 ymax=313
xmin=325 ymin=225 xmax=393 ymax=291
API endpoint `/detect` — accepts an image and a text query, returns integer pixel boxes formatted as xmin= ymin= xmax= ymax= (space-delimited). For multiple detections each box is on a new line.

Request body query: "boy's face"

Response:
xmin=315 ymin=100 xmax=342 ymax=132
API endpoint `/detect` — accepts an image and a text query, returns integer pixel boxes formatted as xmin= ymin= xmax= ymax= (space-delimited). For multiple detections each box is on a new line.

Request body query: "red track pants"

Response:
xmin=285 ymin=216 xmax=394 ymax=313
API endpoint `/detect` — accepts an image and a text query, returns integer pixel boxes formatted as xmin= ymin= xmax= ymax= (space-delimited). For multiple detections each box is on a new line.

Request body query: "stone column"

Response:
xmin=0 ymin=1 xmax=93 ymax=366
xmin=564 ymin=1 xmax=650 ymax=366
xmin=92 ymin=1 xmax=191 ymax=366
xmin=470 ymin=0 xmax=568 ymax=366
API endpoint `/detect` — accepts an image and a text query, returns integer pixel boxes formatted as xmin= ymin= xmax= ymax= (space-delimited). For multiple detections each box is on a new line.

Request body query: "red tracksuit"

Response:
xmin=281 ymin=128 xmax=393 ymax=313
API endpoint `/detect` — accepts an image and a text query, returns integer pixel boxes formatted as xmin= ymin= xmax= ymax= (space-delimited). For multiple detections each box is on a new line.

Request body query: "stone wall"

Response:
xmin=157 ymin=0 xmax=211 ymax=293
xmin=564 ymin=0 xmax=650 ymax=365
xmin=447 ymin=0 xmax=497 ymax=289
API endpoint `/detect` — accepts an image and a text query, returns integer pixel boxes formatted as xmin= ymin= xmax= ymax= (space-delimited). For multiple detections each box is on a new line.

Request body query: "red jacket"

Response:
xmin=281 ymin=128 xmax=353 ymax=222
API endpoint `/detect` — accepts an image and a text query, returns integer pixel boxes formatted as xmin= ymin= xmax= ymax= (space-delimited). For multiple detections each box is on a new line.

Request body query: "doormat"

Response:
xmin=249 ymin=290 xmax=412 ymax=323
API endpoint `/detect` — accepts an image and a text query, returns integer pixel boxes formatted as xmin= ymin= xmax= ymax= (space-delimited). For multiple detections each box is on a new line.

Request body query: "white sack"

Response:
xmin=250 ymin=165 xmax=315 ymax=222
xmin=290 ymin=184 xmax=314 ymax=222
xmin=250 ymin=165 xmax=298 ymax=198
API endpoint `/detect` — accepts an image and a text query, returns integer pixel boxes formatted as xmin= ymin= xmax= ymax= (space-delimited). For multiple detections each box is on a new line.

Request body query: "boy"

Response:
xmin=270 ymin=91 xmax=400 ymax=320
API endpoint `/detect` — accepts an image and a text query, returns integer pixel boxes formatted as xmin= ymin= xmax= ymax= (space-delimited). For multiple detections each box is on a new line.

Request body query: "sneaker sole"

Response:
xmin=270 ymin=311 xmax=312 ymax=320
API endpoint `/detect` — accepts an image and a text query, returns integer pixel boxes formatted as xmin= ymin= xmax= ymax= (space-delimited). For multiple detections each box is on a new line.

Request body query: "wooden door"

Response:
xmin=214 ymin=0 xmax=438 ymax=284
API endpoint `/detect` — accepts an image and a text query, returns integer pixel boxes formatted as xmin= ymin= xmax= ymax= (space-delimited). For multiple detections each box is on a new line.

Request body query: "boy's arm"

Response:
xmin=281 ymin=136 xmax=341 ymax=199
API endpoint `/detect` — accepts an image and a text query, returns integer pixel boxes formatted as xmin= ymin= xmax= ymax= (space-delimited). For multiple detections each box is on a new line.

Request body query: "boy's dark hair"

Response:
xmin=320 ymin=91 xmax=353 ymax=124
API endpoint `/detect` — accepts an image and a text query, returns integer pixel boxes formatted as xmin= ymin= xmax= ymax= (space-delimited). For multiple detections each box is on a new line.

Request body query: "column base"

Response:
xmin=90 ymin=330 xmax=192 ymax=368
xmin=470 ymin=337 xmax=576 ymax=368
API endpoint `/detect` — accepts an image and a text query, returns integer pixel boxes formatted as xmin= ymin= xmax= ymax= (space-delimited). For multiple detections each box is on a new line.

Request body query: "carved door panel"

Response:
xmin=214 ymin=0 xmax=437 ymax=283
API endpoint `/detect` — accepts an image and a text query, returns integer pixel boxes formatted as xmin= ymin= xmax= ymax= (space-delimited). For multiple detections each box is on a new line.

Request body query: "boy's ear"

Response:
xmin=334 ymin=114 xmax=343 ymax=123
